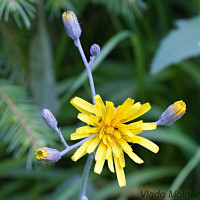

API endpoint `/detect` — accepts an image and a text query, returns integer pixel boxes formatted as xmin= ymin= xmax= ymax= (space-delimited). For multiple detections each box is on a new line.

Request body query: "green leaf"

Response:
xmin=97 ymin=166 xmax=179 ymax=200
xmin=60 ymin=30 xmax=131 ymax=105
xmin=141 ymin=127 xmax=198 ymax=155
xmin=151 ymin=15 xmax=200 ymax=74
xmin=165 ymin=147 xmax=200 ymax=200
xmin=29 ymin=12 xmax=58 ymax=112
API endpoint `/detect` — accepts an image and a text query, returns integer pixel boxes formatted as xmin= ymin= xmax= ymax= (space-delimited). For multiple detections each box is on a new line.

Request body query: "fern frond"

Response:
xmin=0 ymin=80 xmax=56 ymax=158
xmin=0 ymin=23 xmax=29 ymax=83
xmin=0 ymin=0 xmax=37 ymax=28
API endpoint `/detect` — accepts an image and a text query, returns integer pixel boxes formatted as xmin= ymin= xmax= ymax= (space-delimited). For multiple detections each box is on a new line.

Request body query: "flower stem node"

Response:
xmin=62 ymin=11 xmax=82 ymax=41
xmin=42 ymin=109 xmax=58 ymax=131
xmin=156 ymin=100 xmax=186 ymax=126
xmin=35 ymin=147 xmax=61 ymax=162
xmin=90 ymin=44 xmax=100 ymax=57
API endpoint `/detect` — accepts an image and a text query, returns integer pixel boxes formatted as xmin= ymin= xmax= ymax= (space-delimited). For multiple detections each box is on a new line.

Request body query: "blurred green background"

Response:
xmin=0 ymin=0 xmax=200 ymax=199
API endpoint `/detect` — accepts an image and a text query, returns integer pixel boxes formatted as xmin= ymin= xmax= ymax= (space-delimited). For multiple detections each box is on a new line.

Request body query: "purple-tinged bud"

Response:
xmin=42 ymin=109 xmax=57 ymax=131
xmin=35 ymin=147 xmax=61 ymax=162
xmin=156 ymin=100 xmax=186 ymax=126
xmin=80 ymin=196 xmax=88 ymax=200
xmin=62 ymin=11 xmax=82 ymax=40
xmin=90 ymin=44 xmax=100 ymax=57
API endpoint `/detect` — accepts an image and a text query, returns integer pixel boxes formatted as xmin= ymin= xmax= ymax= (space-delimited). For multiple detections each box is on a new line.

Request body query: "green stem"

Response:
xmin=79 ymin=153 xmax=95 ymax=199
xmin=74 ymin=38 xmax=97 ymax=199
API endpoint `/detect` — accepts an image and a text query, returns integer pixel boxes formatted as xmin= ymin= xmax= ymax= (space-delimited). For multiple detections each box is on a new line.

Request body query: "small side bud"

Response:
xmin=42 ymin=109 xmax=57 ymax=131
xmin=156 ymin=100 xmax=186 ymax=126
xmin=62 ymin=11 xmax=82 ymax=40
xmin=35 ymin=147 xmax=61 ymax=162
xmin=90 ymin=44 xmax=100 ymax=57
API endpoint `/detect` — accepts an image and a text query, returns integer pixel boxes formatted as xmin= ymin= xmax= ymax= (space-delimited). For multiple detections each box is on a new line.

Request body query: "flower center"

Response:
xmin=35 ymin=150 xmax=44 ymax=160
xmin=171 ymin=100 xmax=186 ymax=116
xmin=35 ymin=148 xmax=50 ymax=160
xmin=104 ymin=126 xmax=114 ymax=134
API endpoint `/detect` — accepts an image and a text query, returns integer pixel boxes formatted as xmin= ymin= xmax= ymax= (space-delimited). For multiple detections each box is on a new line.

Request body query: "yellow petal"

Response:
xmin=87 ymin=136 xmax=101 ymax=153
xmin=105 ymin=101 xmax=115 ymax=125
xmin=128 ymin=120 xmax=143 ymax=129
xmin=71 ymin=97 xmax=95 ymax=115
xmin=120 ymin=102 xmax=142 ymax=123
xmin=76 ymin=126 xmax=98 ymax=134
xmin=119 ymin=148 xmax=125 ymax=168
xmin=116 ymin=98 xmax=134 ymax=115
xmin=132 ymin=136 xmax=159 ymax=153
xmin=105 ymin=147 xmax=111 ymax=159
xmin=142 ymin=123 xmax=157 ymax=130
xmin=127 ymin=103 xmax=151 ymax=122
xmin=126 ymin=151 xmax=144 ymax=164
xmin=77 ymin=113 xmax=97 ymax=126
xmin=111 ymin=141 xmax=120 ymax=157
xmin=71 ymin=133 xmax=94 ymax=140
xmin=114 ymin=130 xmax=121 ymax=139
xmin=71 ymin=139 xmax=92 ymax=161
xmin=94 ymin=95 xmax=106 ymax=117
xmin=123 ymin=130 xmax=134 ymax=137
xmin=94 ymin=153 xmax=106 ymax=174
xmin=107 ymin=135 xmax=113 ymax=143
xmin=114 ymin=156 xmax=126 ymax=187
xmin=95 ymin=142 xmax=107 ymax=161
xmin=107 ymin=153 xmax=115 ymax=173
xmin=118 ymin=138 xmax=132 ymax=152
xmin=113 ymin=99 xmax=135 ymax=123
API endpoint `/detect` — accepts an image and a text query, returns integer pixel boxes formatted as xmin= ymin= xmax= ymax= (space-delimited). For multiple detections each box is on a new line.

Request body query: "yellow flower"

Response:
xmin=35 ymin=147 xmax=61 ymax=162
xmin=70 ymin=95 xmax=158 ymax=187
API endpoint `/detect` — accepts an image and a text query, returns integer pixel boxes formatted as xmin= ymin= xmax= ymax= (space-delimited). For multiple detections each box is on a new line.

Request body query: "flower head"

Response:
xmin=156 ymin=100 xmax=186 ymax=126
xmin=62 ymin=11 xmax=82 ymax=40
xmin=70 ymin=95 xmax=158 ymax=187
xmin=35 ymin=147 xmax=61 ymax=162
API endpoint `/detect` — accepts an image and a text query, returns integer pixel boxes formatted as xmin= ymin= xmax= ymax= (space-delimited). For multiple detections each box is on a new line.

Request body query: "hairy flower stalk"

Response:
xmin=62 ymin=10 xmax=101 ymax=199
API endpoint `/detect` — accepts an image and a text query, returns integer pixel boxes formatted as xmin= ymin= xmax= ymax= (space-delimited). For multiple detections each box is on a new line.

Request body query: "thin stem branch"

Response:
xmin=55 ymin=127 xmax=69 ymax=148
xmin=74 ymin=39 xmax=96 ymax=104
xmin=74 ymin=38 xmax=98 ymax=199
xmin=60 ymin=135 xmax=96 ymax=156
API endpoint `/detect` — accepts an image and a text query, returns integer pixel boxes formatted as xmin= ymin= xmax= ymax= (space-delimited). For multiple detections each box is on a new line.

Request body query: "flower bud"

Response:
xmin=35 ymin=147 xmax=61 ymax=162
xmin=42 ymin=109 xmax=58 ymax=131
xmin=80 ymin=196 xmax=88 ymax=200
xmin=90 ymin=44 xmax=100 ymax=57
xmin=156 ymin=100 xmax=186 ymax=126
xmin=62 ymin=11 xmax=82 ymax=40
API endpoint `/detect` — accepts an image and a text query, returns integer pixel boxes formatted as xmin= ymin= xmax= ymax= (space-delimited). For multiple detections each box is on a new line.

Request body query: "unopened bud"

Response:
xmin=42 ymin=109 xmax=57 ymax=131
xmin=62 ymin=11 xmax=82 ymax=40
xmin=80 ymin=196 xmax=88 ymax=200
xmin=90 ymin=44 xmax=100 ymax=57
xmin=35 ymin=147 xmax=61 ymax=162
xmin=156 ymin=100 xmax=186 ymax=126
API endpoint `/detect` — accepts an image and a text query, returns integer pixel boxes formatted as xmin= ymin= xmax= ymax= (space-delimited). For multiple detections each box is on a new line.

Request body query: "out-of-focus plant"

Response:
xmin=0 ymin=0 xmax=200 ymax=200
